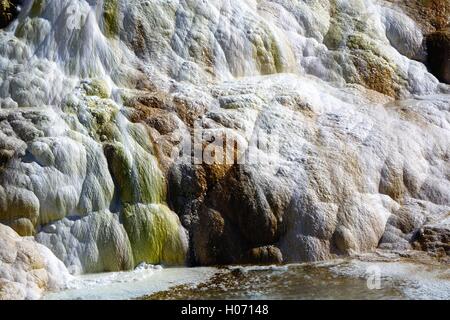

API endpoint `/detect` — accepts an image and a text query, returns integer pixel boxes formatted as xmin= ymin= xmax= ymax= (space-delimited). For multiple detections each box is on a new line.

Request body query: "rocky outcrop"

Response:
xmin=380 ymin=200 xmax=449 ymax=250
xmin=384 ymin=0 xmax=449 ymax=33
xmin=170 ymin=163 xmax=288 ymax=265
xmin=0 ymin=0 xmax=449 ymax=275
xmin=169 ymin=74 xmax=450 ymax=265
xmin=0 ymin=223 xmax=70 ymax=300
xmin=0 ymin=80 xmax=189 ymax=273
xmin=384 ymin=0 xmax=450 ymax=83
xmin=416 ymin=219 xmax=450 ymax=257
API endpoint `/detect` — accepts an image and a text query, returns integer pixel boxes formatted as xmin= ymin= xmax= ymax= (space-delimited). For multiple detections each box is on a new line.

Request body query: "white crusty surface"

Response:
xmin=0 ymin=0 xmax=448 ymax=276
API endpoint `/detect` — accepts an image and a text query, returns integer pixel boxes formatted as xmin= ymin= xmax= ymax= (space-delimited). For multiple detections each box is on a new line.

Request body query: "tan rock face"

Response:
xmin=0 ymin=224 xmax=69 ymax=300
xmin=385 ymin=0 xmax=449 ymax=33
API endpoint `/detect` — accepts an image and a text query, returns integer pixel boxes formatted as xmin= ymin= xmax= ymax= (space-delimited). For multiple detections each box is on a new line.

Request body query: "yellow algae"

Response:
xmin=123 ymin=204 xmax=188 ymax=266
xmin=103 ymin=0 xmax=120 ymax=38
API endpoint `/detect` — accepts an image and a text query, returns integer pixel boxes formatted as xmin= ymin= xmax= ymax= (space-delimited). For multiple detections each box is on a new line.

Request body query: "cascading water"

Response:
xmin=0 ymin=0 xmax=189 ymax=278
xmin=0 ymin=0 xmax=449 ymax=299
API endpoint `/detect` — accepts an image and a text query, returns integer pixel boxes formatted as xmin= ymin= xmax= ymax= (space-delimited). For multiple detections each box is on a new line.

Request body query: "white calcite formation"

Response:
xmin=0 ymin=0 xmax=449 ymax=291
xmin=0 ymin=223 xmax=70 ymax=300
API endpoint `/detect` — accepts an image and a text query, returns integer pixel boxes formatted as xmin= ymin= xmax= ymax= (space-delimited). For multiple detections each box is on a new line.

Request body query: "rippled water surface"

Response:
xmin=45 ymin=255 xmax=450 ymax=300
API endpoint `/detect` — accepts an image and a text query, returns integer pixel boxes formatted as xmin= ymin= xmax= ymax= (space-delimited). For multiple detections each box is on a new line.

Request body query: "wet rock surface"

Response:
xmin=416 ymin=222 xmax=450 ymax=256
xmin=0 ymin=0 xmax=449 ymax=285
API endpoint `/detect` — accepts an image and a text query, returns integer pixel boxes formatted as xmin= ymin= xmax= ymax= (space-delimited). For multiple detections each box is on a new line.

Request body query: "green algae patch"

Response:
xmin=346 ymin=34 xmax=403 ymax=97
xmin=350 ymin=51 xmax=397 ymax=97
xmin=86 ymin=101 xmax=121 ymax=141
xmin=324 ymin=24 xmax=346 ymax=50
xmin=347 ymin=34 xmax=386 ymax=59
xmin=29 ymin=0 xmax=46 ymax=18
xmin=104 ymin=140 xmax=165 ymax=205
xmin=84 ymin=79 xmax=111 ymax=99
xmin=104 ymin=142 xmax=136 ymax=204
xmin=132 ymin=146 xmax=166 ymax=204
xmin=271 ymin=40 xmax=284 ymax=74
xmin=103 ymin=0 xmax=119 ymax=38
xmin=0 ymin=186 xmax=39 ymax=236
xmin=4 ymin=218 xmax=35 ymax=237
xmin=247 ymin=20 xmax=288 ymax=76
xmin=94 ymin=211 xmax=135 ymax=272
xmin=123 ymin=204 xmax=188 ymax=266
xmin=127 ymin=122 xmax=158 ymax=156
xmin=253 ymin=33 xmax=285 ymax=75
xmin=66 ymin=88 xmax=121 ymax=143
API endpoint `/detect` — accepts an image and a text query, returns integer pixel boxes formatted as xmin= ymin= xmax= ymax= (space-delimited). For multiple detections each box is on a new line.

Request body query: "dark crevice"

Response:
xmin=0 ymin=0 xmax=23 ymax=29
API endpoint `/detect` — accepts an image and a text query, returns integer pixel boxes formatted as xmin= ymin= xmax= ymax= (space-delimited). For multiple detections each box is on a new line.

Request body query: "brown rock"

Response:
xmin=170 ymin=162 xmax=290 ymax=266
xmin=203 ymin=166 xmax=286 ymax=247
xmin=416 ymin=224 xmax=450 ymax=256
xmin=244 ymin=246 xmax=283 ymax=265
xmin=385 ymin=0 xmax=450 ymax=33
xmin=192 ymin=208 xmax=245 ymax=265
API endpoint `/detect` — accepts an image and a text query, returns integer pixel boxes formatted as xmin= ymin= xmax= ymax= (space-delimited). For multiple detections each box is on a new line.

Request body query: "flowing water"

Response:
xmin=1 ymin=0 xmax=450 ymax=300
xmin=44 ymin=254 xmax=450 ymax=300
